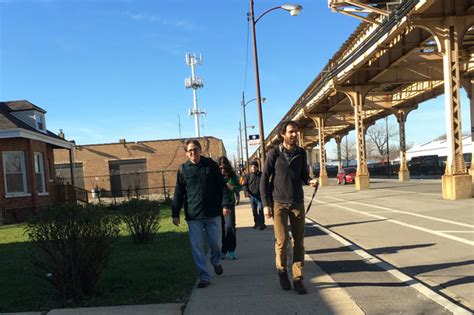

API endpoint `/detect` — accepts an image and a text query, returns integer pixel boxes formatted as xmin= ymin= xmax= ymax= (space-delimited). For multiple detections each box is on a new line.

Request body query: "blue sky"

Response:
xmin=1 ymin=0 xmax=471 ymax=161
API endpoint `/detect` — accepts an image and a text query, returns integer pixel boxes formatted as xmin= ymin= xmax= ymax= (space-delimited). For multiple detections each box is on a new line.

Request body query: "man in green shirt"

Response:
xmin=172 ymin=139 xmax=231 ymax=288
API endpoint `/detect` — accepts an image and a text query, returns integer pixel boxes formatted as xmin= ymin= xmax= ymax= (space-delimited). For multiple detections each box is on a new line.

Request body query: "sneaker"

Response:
xmin=293 ymin=278 xmax=308 ymax=294
xmin=197 ymin=280 xmax=211 ymax=288
xmin=214 ymin=264 xmax=223 ymax=275
xmin=259 ymin=224 xmax=267 ymax=230
xmin=278 ymin=269 xmax=291 ymax=290
xmin=228 ymin=251 xmax=237 ymax=260
xmin=221 ymin=252 xmax=227 ymax=260
xmin=252 ymin=224 xmax=259 ymax=229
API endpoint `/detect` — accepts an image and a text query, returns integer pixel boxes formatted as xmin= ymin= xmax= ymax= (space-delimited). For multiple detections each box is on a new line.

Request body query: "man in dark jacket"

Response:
xmin=244 ymin=160 xmax=266 ymax=230
xmin=172 ymin=139 xmax=232 ymax=289
xmin=260 ymin=121 xmax=317 ymax=295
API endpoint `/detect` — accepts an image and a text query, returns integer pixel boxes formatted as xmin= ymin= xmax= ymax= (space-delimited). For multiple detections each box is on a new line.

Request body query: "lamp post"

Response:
xmin=242 ymin=91 xmax=265 ymax=170
xmin=249 ymin=1 xmax=302 ymax=164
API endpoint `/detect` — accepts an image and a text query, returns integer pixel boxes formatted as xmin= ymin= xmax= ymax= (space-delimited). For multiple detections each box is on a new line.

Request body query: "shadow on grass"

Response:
xmin=0 ymin=230 xmax=196 ymax=313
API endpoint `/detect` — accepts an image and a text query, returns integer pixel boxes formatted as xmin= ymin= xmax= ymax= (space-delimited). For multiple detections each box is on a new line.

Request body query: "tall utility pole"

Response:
xmin=386 ymin=116 xmax=390 ymax=178
xmin=185 ymin=53 xmax=206 ymax=137
xmin=236 ymin=136 xmax=241 ymax=168
xmin=242 ymin=92 xmax=250 ymax=169
xmin=345 ymin=135 xmax=349 ymax=167
xmin=178 ymin=114 xmax=182 ymax=139
xmin=239 ymin=122 xmax=244 ymax=168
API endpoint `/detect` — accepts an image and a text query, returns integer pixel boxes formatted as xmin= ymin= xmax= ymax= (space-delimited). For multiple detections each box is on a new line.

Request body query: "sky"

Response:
xmin=1 ymin=0 xmax=472 ymax=161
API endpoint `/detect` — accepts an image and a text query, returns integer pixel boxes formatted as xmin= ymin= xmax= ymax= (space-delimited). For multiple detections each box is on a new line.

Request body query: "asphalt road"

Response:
xmin=304 ymin=178 xmax=473 ymax=314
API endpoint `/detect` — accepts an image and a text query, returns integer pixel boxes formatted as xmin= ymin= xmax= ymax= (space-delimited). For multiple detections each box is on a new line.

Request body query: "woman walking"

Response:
xmin=218 ymin=156 xmax=241 ymax=260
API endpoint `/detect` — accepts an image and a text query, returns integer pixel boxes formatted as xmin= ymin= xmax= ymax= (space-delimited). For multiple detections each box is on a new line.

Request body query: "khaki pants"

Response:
xmin=273 ymin=202 xmax=305 ymax=279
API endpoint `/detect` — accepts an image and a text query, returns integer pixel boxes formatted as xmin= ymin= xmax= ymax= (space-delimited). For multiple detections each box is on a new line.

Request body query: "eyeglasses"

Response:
xmin=186 ymin=148 xmax=200 ymax=153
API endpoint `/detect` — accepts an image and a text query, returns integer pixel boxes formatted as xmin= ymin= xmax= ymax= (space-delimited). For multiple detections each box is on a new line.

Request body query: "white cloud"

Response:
xmin=126 ymin=12 xmax=194 ymax=31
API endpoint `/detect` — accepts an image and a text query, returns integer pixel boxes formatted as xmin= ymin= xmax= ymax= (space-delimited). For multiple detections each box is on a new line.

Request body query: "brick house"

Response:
xmin=0 ymin=100 xmax=74 ymax=222
xmin=54 ymin=137 xmax=226 ymax=198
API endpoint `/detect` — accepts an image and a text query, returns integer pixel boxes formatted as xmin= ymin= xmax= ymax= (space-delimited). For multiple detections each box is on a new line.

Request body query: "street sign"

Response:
xmin=248 ymin=134 xmax=261 ymax=146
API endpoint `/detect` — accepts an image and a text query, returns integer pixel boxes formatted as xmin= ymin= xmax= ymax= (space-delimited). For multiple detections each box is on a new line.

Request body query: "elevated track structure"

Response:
xmin=253 ymin=0 xmax=474 ymax=200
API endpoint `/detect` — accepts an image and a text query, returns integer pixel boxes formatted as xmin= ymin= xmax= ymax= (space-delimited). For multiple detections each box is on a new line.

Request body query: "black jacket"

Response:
xmin=244 ymin=171 xmax=261 ymax=198
xmin=172 ymin=157 xmax=231 ymax=220
xmin=260 ymin=145 xmax=310 ymax=207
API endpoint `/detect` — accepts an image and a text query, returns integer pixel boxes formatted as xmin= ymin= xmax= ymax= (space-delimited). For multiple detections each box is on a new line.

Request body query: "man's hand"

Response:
xmin=172 ymin=217 xmax=180 ymax=226
xmin=223 ymin=207 xmax=230 ymax=216
xmin=264 ymin=206 xmax=273 ymax=219
xmin=227 ymin=183 xmax=234 ymax=190
xmin=309 ymin=179 xmax=318 ymax=187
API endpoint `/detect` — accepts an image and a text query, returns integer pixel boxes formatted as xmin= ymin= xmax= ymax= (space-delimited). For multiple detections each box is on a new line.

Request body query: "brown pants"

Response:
xmin=273 ymin=202 xmax=305 ymax=279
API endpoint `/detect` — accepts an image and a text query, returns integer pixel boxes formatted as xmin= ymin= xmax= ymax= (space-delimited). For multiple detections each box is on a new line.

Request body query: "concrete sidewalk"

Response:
xmin=10 ymin=199 xmax=362 ymax=315
xmin=184 ymin=199 xmax=363 ymax=315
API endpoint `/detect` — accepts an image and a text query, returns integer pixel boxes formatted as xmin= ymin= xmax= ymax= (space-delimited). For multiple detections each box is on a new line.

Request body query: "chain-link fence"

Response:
xmin=69 ymin=169 xmax=179 ymax=205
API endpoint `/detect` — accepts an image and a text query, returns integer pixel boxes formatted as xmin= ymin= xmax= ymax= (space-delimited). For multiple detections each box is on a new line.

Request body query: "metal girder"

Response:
xmin=329 ymin=0 xmax=392 ymax=25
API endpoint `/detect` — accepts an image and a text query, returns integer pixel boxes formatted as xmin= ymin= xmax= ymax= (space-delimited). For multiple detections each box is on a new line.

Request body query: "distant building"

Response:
xmin=54 ymin=137 xmax=226 ymax=198
xmin=0 ymin=100 xmax=73 ymax=222
xmin=406 ymin=136 xmax=472 ymax=161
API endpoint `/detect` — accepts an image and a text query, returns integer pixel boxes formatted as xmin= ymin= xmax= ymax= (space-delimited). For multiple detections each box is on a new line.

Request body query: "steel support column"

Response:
xmin=343 ymin=89 xmax=370 ymax=190
xmin=307 ymin=148 xmax=315 ymax=178
xmin=309 ymin=115 xmax=329 ymax=186
xmin=441 ymin=24 xmax=471 ymax=199
xmin=335 ymin=135 xmax=343 ymax=176
xmin=395 ymin=107 xmax=416 ymax=182
xmin=469 ymin=79 xmax=474 ymax=180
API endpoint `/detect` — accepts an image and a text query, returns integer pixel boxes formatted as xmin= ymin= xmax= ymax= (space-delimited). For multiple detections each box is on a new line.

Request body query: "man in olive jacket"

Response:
xmin=260 ymin=121 xmax=317 ymax=295
xmin=172 ymin=139 xmax=231 ymax=289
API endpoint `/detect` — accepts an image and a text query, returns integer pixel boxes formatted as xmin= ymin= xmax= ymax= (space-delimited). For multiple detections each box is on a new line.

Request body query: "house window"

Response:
xmin=35 ymin=113 xmax=46 ymax=131
xmin=2 ymin=151 xmax=28 ymax=195
xmin=34 ymin=152 xmax=46 ymax=193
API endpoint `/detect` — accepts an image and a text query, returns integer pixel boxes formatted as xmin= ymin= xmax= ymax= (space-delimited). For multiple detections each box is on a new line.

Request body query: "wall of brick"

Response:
xmin=54 ymin=137 xmax=227 ymax=195
xmin=0 ymin=138 xmax=56 ymax=221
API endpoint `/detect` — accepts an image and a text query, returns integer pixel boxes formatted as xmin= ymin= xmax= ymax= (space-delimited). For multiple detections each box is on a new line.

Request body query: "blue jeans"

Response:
xmin=187 ymin=216 xmax=222 ymax=282
xmin=250 ymin=196 xmax=265 ymax=227
xmin=221 ymin=204 xmax=236 ymax=253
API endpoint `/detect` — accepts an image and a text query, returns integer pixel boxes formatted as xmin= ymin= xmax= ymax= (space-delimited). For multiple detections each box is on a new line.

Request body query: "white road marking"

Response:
xmin=437 ymin=231 xmax=474 ymax=234
xmin=323 ymin=195 xmax=474 ymax=229
xmin=375 ymin=187 xmax=441 ymax=197
xmin=305 ymin=196 xmax=474 ymax=246
xmin=305 ymin=218 xmax=472 ymax=315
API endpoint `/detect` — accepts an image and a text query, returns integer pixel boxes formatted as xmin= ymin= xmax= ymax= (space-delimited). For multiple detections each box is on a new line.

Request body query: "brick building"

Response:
xmin=54 ymin=137 xmax=226 ymax=198
xmin=0 ymin=100 xmax=74 ymax=222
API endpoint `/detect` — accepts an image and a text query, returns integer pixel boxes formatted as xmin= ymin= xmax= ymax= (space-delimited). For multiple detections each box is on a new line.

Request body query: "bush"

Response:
xmin=26 ymin=204 xmax=120 ymax=301
xmin=120 ymin=199 xmax=161 ymax=244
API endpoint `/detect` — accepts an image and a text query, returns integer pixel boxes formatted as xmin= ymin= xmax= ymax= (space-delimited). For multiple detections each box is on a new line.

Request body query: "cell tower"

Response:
xmin=185 ymin=53 xmax=206 ymax=137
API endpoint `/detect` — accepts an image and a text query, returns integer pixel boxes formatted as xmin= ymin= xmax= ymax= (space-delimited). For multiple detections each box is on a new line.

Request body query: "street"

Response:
xmin=304 ymin=179 xmax=473 ymax=314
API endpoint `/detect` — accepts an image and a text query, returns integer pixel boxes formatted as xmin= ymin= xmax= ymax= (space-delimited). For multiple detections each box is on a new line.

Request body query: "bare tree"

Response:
xmin=333 ymin=137 xmax=357 ymax=162
xmin=366 ymin=119 xmax=399 ymax=161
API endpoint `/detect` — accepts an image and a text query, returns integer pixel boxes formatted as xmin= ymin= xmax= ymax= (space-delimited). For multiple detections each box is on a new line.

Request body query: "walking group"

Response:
xmin=172 ymin=120 xmax=317 ymax=294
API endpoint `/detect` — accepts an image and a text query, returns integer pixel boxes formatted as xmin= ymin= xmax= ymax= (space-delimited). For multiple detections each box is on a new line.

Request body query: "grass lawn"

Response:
xmin=0 ymin=206 xmax=196 ymax=312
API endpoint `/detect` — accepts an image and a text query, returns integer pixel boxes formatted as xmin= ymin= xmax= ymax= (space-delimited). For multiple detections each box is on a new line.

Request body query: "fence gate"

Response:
xmin=109 ymin=159 xmax=147 ymax=197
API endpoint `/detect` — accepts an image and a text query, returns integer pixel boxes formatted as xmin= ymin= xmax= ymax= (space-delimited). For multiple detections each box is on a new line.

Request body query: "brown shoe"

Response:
xmin=278 ymin=270 xmax=291 ymax=290
xmin=293 ymin=278 xmax=308 ymax=295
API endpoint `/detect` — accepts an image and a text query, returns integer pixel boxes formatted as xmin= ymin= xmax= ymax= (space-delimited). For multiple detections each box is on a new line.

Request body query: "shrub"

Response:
xmin=120 ymin=199 xmax=161 ymax=244
xmin=26 ymin=204 xmax=120 ymax=301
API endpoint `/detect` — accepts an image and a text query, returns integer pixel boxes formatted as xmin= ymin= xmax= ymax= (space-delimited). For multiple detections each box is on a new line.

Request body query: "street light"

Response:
xmin=249 ymin=1 xmax=302 ymax=164
xmin=242 ymin=91 xmax=265 ymax=170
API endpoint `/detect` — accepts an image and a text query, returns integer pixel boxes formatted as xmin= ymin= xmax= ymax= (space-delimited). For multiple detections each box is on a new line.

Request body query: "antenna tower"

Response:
xmin=185 ymin=53 xmax=206 ymax=137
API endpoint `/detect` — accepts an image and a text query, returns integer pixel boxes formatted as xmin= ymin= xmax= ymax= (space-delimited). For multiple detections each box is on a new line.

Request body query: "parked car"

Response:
xmin=337 ymin=167 xmax=356 ymax=185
